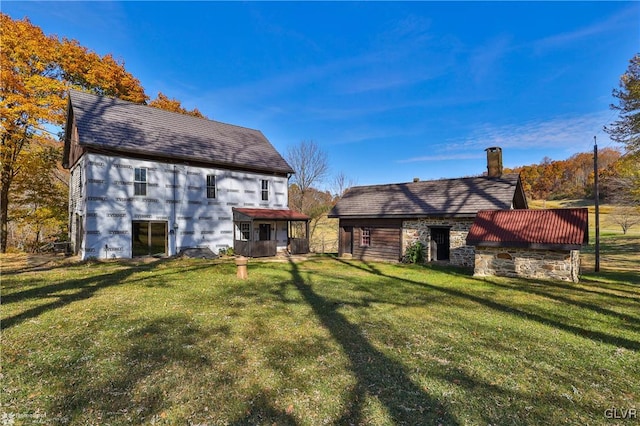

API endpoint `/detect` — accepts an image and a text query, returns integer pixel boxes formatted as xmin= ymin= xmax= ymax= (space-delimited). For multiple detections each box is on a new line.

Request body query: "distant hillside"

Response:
xmin=505 ymin=148 xmax=621 ymax=200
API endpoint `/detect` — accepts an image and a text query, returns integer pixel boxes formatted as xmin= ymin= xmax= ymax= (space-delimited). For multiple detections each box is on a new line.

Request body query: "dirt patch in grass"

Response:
xmin=0 ymin=253 xmax=77 ymax=274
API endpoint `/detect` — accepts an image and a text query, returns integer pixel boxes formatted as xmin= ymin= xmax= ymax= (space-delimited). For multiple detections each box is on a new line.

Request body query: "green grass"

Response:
xmin=2 ymin=252 xmax=638 ymax=425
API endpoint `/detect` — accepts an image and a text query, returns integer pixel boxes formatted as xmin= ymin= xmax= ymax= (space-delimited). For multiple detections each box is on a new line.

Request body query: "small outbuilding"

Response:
xmin=328 ymin=147 xmax=528 ymax=266
xmin=466 ymin=208 xmax=589 ymax=282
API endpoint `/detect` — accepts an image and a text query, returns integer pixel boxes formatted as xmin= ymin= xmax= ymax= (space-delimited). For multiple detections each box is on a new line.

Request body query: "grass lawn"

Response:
xmin=1 ymin=249 xmax=639 ymax=424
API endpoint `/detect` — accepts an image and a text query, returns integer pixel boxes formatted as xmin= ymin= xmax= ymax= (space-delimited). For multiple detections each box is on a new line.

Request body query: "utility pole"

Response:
xmin=594 ymin=136 xmax=600 ymax=272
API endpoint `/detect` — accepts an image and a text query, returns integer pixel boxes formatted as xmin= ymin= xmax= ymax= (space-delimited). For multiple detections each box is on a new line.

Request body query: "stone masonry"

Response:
xmin=473 ymin=246 xmax=581 ymax=282
xmin=402 ymin=218 xmax=475 ymax=268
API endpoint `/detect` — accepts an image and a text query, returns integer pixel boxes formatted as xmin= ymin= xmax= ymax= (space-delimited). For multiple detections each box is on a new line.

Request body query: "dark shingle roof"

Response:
xmin=67 ymin=90 xmax=293 ymax=174
xmin=466 ymin=208 xmax=588 ymax=248
xmin=328 ymin=174 xmax=524 ymax=218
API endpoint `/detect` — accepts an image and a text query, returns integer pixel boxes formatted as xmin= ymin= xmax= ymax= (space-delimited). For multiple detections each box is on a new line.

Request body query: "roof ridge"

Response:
xmin=349 ymin=173 xmax=519 ymax=191
xmin=69 ymin=88 xmax=263 ymax=134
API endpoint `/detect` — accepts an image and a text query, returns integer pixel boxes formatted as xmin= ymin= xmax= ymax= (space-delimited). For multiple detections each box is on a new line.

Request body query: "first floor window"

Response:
xmin=239 ymin=222 xmax=251 ymax=241
xmin=206 ymin=175 xmax=216 ymax=199
xmin=134 ymin=167 xmax=147 ymax=196
xmin=361 ymin=227 xmax=371 ymax=247
xmin=261 ymin=179 xmax=269 ymax=201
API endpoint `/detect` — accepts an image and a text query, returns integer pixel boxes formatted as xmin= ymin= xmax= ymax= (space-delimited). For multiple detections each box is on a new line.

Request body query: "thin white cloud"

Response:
xmin=204 ymin=12 xmax=454 ymax=103
xmin=398 ymin=111 xmax=620 ymax=163
xmin=532 ymin=5 xmax=639 ymax=52
xmin=459 ymin=112 xmax=616 ymax=151
xmin=398 ymin=153 xmax=484 ymax=163
xmin=468 ymin=35 xmax=513 ymax=84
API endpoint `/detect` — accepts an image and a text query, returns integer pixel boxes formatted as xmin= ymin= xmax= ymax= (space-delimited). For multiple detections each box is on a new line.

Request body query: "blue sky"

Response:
xmin=5 ymin=1 xmax=639 ymax=188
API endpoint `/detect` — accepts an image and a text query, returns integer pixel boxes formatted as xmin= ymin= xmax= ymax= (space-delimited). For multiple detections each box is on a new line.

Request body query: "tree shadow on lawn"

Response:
xmin=287 ymin=259 xmax=459 ymax=425
xmin=485 ymin=280 xmax=640 ymax=330
xmin=47 ymin=315 xmax=223 ymax=424
xmin=581 ymin=270 xmax=640 ymax=288
xmin=333 ymin=258 xmax=640 ymax=351
xmin=1 ymin=270 xmax=135 ymax=331
xmin=229 ymin=393 xmax=299 ymax=426
xmin=0 ymin=260 xmax=212 ymax=330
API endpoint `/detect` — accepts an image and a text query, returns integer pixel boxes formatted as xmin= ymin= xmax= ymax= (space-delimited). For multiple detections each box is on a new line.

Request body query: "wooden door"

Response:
xmin=340 ymin=226 xmax=353 ymax=256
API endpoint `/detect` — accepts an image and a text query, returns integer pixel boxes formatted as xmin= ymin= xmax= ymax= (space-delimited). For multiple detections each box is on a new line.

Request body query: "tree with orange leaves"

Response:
xmin=0 ymin=13 xmax=147 ymax=252
xmin=148 ymin=92 xmax=206 ymax=118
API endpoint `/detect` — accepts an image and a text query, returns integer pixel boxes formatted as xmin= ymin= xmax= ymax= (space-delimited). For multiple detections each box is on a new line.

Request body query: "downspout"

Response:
xmin=287 ymin=173 xmax=292 ymax=252
xmin=172 ymin=164 xmax=177 ymax=256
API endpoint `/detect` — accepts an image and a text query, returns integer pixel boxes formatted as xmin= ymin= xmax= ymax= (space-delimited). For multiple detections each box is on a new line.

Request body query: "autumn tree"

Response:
xmin=607 ymin=206 xmax=640 ymax=234
xmin=0 ymin=14 xmax=147 ymax=252
xmin=148 ymin=92 xmax=206 ymax=118
xmin=606 ymin=53 xmax=640 ymax=156
xmin=286 ymin=140 xmax=329 ymax=213
xmin=10 ymin=137 xmax=68 ymax=251
xmin=601 ymin=154 xmax=640 ymax=205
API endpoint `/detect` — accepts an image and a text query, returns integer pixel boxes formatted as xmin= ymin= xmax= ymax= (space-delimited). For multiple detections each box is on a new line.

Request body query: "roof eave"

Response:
xmin=328 ymin=212 xmax=478 ymax=219
xmin=468 ymin=241 xmax=585 ymax=250
xmin=82 ymin=145 xmax=294 ymax=175
xmin=62 ymin=95 xmax=73 ymax=169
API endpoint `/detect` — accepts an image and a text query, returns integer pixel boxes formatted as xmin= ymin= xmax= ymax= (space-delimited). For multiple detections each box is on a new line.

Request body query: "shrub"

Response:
xmin=403 ymin=241 xmax=425 ymax=264
xmin=218 ymin=247 xmax=235 ymax=257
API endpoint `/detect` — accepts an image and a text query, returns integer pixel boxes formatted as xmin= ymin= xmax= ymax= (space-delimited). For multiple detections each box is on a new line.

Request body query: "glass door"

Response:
xmin=132 ymin=221 xmax=167 ymax=256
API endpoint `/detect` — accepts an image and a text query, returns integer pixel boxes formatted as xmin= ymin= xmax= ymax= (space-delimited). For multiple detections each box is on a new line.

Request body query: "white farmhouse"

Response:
xmin=62 ymin=90 xmax=309 ymax=260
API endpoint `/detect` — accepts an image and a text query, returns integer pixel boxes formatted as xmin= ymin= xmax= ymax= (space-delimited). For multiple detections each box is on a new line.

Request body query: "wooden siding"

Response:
xmin=352 ymin=226 xmax=402 ymax=262
xmin=67 ymin=123 xmax=86 ymax=169
xmin=338 ymin=219 xmax=402 ymax=262
xmin=234 ymin=240 xmax=277 ymax=257
xmin=289 ymin=238 xmax=309 ymax=254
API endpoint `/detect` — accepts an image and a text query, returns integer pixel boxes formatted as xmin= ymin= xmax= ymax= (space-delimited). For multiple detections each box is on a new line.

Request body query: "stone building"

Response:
xmin=466 ymin=208 xmax=589 ymax=282
xmin=328 ymin=148 xmax=528 ymax=265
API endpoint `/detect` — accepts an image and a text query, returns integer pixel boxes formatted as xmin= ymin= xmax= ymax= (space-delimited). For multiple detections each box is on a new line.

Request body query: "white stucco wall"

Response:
xmin=69 ymin=153 xmax=289 ymax=260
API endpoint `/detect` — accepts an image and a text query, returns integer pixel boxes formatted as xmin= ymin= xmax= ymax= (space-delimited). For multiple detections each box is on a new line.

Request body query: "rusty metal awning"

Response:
xmin=232 ymin=208 xmax=310 ymax=222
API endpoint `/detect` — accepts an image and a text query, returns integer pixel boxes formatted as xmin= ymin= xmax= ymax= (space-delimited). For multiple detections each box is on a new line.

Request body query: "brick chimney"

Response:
xmin=486 ymin=147 xmax=503 ymax=177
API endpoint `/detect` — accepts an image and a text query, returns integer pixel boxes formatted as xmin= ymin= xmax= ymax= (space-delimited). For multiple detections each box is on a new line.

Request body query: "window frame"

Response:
xmin=261 ymin=179 xmax=269 ymax=201
xmin=206 ymin=174 xmax=217 ymax=199
xmin=360 ymin=227 xmax=371 ymax=247
xmin=134 ymin=167 xmax=147 ymax=196
xmin=239 ymin=222 xmax=251 ymax=241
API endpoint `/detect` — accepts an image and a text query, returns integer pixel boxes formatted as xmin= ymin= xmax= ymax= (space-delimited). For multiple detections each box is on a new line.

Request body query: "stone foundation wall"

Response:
xmin=473 ymin=246 xmax=581 ymax=282
xmin=402 ymin=218 xmax=475 ymax=268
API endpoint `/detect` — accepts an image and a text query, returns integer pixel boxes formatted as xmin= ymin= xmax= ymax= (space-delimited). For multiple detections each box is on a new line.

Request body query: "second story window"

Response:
xmin=134 ymin=167 xmax=147 ymax=196
xmin=206 ymin=175 xmax=216 ymax=199
xmin=261 ymin=179 xmax=269 ymax=201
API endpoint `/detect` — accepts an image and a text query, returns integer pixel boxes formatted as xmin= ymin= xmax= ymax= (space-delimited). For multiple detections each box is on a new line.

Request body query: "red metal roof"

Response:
xmin=233 ymin=208 xmax=310 ymax=221
xmin=466 ymin=208 xmax=588 ymax=248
